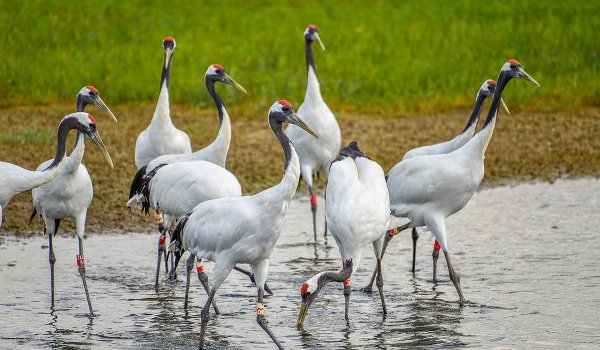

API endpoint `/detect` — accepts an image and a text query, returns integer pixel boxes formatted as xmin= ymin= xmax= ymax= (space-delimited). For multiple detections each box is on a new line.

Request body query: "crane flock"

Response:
xmin=0 ymin=24 xmax=541 ymax=349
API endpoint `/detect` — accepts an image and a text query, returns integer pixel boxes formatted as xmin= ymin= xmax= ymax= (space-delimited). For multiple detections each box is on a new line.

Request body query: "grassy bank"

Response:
xmin=1 ymin=104 xmax=598 ymax=234
xmin=0 ymin=1 xmax=598 ymax=113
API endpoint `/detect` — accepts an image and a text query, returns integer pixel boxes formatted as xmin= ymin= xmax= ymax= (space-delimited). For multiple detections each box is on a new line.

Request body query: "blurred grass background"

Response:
xmin=0 ymin=0 xmax=598 ymax=114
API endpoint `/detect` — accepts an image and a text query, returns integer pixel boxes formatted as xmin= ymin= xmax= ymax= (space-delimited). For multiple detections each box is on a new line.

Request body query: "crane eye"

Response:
xmin=215 ymin=70 xmax=222 ymax=74
xmin=282 ymin=106 xmax=289 ymax=112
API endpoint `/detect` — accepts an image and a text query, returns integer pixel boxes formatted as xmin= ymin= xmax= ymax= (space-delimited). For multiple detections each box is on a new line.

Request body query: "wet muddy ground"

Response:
xmin=0 ymin=178 xmax=599 ymax=349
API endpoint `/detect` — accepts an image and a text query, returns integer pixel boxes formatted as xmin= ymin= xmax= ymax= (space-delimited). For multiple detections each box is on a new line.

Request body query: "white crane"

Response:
xmin=169 ymin=100 xmax=318 ymax=350
xmin=134 ymin=37 xmax=191 ymax=169
xmin=30 ymin=88 xmax=116 ymax=315
xmin=401 ymin=80 xmax=509 ymax=278
xmin=362 ymin=60 xmax=540 ymax=303
xmin=285 ymin=24 xmax=341 ymax=241
xmin=127 ymin=66 xmax=262 ymax=296
xmin=0 ymin=107 xmax=112 ymax=230
xmin=296 ymin=141 xmax=390 ymax=330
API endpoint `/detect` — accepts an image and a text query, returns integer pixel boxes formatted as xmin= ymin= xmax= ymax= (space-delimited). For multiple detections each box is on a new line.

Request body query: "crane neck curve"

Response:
xmin=305 ymin=39 xmax=317 ymax=77
xmin=45 ymin=117 xmax=77 ymax=170
xmin=269 ymin=115 xmax=295 ymax=173
xmin=460 ymin=93 xmax=487 ymax=134
xmin=481 ymin=72 xmax=511 ymax=130
xmin=318 ymin=259 xmax=353 ymax=289
xmin=205 ymin=78 xmax=226 ymax=126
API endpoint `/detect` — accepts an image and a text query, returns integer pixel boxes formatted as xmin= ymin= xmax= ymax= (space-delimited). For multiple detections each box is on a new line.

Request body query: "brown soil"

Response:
xmin=1 ymin=104 xmax=598 ymax=235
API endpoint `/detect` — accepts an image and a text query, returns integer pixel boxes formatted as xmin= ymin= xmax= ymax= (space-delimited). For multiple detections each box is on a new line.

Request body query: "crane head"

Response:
xmin=76 ymin=86 xmax=118 ymax=122
xmin=304 ymin=24 xmax=325 ymax=51
xmin=478 ymin=80 xmax=510 ymax=115
xmin=270 ymin=100 xmax=319 ymax=138
xmin=500 ymin=59 xmax=540 ymax=88
xmin=205 ymin=64 xmax=247 ymax=93
xmin=67 ymin=112 xmax=113 ymax=168
xmin=162 ymin=37 xmax=176 ymax=68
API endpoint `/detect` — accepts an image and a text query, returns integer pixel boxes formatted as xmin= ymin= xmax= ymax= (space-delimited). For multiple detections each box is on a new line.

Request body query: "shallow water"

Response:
xmin=0 ymin=178 xmax=599 ymax=349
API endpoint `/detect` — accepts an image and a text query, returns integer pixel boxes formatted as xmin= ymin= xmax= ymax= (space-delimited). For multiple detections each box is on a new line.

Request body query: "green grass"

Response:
xmin=0 ymin=0 xmax=598 ymax=114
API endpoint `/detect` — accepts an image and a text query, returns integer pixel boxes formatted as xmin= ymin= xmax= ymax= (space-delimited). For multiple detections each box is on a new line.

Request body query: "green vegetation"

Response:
xmin=0 ymin=1 xmax=598 ymax=114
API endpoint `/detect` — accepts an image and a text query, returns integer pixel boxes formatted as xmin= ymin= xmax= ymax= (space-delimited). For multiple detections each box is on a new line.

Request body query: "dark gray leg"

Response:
xmin=376 ymin=259 xmax=386 ymax=315
xmin=184 ymin=254 xmax=195 ymax=309
xmin=361 ymin=224 xmax=410 ymax=292
xmin=309 ymin=185 xmax=317 ymax=242
xmin=233 ymin=266 xmax=273 ymax=295
xmin=411 ymin=228 xmax=419 ymax=273
xmin=432 ymin=240 xmax=441 ymax=282
xmin=199 ymin=289 xmax=216 ymax=349
xmin=256 ymin=289 xmax=284 ymax=350
xmin=196 ymin=260 xmax=220 ymax=314
xmin=154 ymin=232 xmax=166 ymax=291
xmin=323 ymin=192 xmax=328 ymax=238
xmin=48 ymin=234 xmax=56 ymax=308
xmin=443 ymin=250 xmax=465 ymax=304
xmin=77 ymin=237 xmax=93 ymax=316
xmin=343 ymin=281 xmax=351 ymax=320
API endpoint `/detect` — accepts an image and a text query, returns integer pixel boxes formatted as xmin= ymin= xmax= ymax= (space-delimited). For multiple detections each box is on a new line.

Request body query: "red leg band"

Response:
xmin=389 ymin=227 xmax=399 ymax=236
xmin=76 ymin=254 xmax=85 ymax=267
xmin=343 ymin=279 xmax=350 ymax=286
xmin=159 ymin=235 xmax=166 ymax=245
xmin=310 ymin=194 xmax=317 ymax=206
xmin=434 ymin=240 xmax=441 ymax=251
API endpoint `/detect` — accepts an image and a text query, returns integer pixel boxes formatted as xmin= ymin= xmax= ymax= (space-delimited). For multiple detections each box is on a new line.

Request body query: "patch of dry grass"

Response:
xmin=1 ymin=104 xmax=598 ymax=234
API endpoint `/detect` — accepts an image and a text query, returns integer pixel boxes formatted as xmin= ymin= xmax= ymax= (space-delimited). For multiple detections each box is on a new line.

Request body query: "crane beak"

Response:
xmin=289 ymin=113 xmax=319 ymax=138
xmin=313 ymin=33 xmax=326 ymax=51
xmin=95 ymin=96 xmax=118 ymax=123
xmin=500 ymin=98 xmax=510 ymax=115
xmin=88 ymin=130 xmax=114 ymax=168
xmin=164 ymin=48 xmax=173 ymax=69
xmin=518 ymin=68 xmax=540 ymax=88
xmin=223 ymin=73 xmax=247 ymax=94
xmin=296 ymin=300 xmax=309 ymax=330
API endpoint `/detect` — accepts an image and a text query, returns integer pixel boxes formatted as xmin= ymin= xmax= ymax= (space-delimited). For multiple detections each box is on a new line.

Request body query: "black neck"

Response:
xmin=461 ymin=93 xmax=487 ymax=133
xmin=45 ymin=117 xmax=78 ymax=170
xmin=269 ymin=114 xmax=293 ymax=171
xmin=206 ymin=78 xmax=226 ymax=126
xmin=160 ymin=53 xmax=173 ymax=90
xmin=481 ymin=71 xmax=511 ymax=129
xmin=319 ymin=259 xmax=353 ymax=287
xmin=305 ymin=39 xmax=317 ymax=77
xmin=74 ymin=96 xmax=87 ymax=147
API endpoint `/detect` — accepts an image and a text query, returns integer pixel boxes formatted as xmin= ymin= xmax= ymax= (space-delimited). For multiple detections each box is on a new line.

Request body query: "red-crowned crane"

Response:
xmin=170 ymin=100 xmax=318 ymax=349
xmin=296 ymin=141 xmax=390 ymax=330
xmin=285 ymin=24 xmax=341 ymax=241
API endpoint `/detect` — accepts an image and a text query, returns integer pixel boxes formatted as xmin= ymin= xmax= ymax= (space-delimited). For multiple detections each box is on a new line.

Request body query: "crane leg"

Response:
xmin=256 ymin=288 xmax=284 ymax=350
xmin=233 ymin=266 xmax=273 ymax=295
xmin=199 ymin=289 xmax=216 ymax=349
xmin=77 ymin=236 xmax=94 ymax=316
xmin=343 ymin=280 xmax=351 ymax=320
xmin=376 ymin=258 xmax=387 ymax=315
xmin=196 ymin=260 xmax=220 ymax=314
xmin=411 ymin=228 xmax=419 ymax=273
xmin=156 ymin=212 xmax=168 ymax=274
xmin=154 ymin=232 xmax=167 ymax=291
xmin=432 ymin=240 xmax=441 ymax=282
xmin=184 ymin=253 xmax=194 ymax=309
xmin=48 ymin=233 xmax=56 ymax=308
xmin=361 ymin=223 xmax=410 ymax=292
xmin=323 ymin=192 xmax=328 ymax=238
xmin=443 ymin=250 xmax=465 ymax=304
xmin=309 ymin=185 xmax=317 ymax=242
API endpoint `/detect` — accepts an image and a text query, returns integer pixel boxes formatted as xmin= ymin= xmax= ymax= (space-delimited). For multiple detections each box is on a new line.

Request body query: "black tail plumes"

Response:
xmin=171 ymin=212 xmax=191 ymax=270
xmin=129 ymin=165 xmax=147 ymax=201
xmin=331 ymin=140 xmax=370 ymax=167
xmin=138 ymin=164 xmax=167 ymax=215
xmin=29 ymin=208 xmax=38 ymax=224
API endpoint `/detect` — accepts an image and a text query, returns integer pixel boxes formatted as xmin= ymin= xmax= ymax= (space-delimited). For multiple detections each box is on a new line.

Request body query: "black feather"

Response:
xmin=29 ymin=208 xmax=38 ymax=224
xmin=139 ymin=164 xmax=167 ymax=215
xmin=129 ymin=165 xmax=147 ymax=200
xmin=171 ymin=212 xmax=191 ymax=269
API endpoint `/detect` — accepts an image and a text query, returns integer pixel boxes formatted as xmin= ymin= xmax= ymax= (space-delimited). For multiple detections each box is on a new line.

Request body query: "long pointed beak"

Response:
xmin=313 ymin=33 xmax=326 ymax=51
xmin=95 ymin=97 xmax=118 ymax=123
xmin=223 ymin=73 xmax=247 ymax=94
xmin=164 ymin=49 xmax=173 ymax=69
xmin=289 ymin=113 xmax=319 ymax=138
xmin=88 ymin=130 xmax=113 ymax=168
xmin=518 ymin=68 xmax=540 ymax=88
xmin=296 ymin=301 xmax=309 ymax=330
xmin=500 ymin=98 xmax=510 ymax=115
